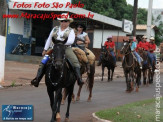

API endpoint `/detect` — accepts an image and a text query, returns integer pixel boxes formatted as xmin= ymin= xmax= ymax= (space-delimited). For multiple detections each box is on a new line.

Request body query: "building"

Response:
xmin=5 ymin=0 xmax=158 ymax=61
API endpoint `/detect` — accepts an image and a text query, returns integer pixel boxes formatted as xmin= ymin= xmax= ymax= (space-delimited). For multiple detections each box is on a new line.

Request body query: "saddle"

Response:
xmin=72 ymin=47 xmax=95 ymax=66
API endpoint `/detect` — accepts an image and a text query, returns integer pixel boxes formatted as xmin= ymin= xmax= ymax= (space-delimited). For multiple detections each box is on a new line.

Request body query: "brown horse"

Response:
xmin=138 ymin=49 xmax=152 ymax=85
xmin=62 ymin=48 xmax=95 ymax=103
xmin=120 ymin=40 xmax=141 ymax=92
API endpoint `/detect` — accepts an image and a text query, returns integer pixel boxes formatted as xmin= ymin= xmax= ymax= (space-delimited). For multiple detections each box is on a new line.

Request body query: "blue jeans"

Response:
xmin=147 ymin=51 xmax=156 ymax=66
xmin=133 ymin=51 xmax=141 ymax=64
xmin=110 ymin=51 xmax=116 ymax=64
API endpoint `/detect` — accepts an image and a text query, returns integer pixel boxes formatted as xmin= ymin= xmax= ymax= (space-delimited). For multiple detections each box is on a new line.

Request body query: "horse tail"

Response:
xmin=86 ymin=61 xmax=95 ymax=91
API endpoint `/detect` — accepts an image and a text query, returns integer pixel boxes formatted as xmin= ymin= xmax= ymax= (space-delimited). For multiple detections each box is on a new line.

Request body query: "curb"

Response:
xmin=92 ymin=113 xmax=112 ymax=122
xmin=0 ymin=75 xmax=124 ymax=88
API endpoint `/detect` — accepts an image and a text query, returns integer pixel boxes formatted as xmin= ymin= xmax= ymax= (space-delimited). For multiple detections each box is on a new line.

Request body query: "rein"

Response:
xmin=49 ymin=54 xmax=66 ymax=87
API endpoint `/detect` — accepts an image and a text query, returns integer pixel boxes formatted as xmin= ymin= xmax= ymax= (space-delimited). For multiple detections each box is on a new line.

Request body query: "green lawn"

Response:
xmin=96 ymin=98 xmax=163 ymax=122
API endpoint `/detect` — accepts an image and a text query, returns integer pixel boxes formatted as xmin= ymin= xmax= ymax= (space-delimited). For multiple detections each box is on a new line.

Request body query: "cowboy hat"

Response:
xmin=150 ymin=37 xmax=155 ymax=40
xmin=129 ymin=36 xmax=133 ymax=40
xmin=57 ymin=13 xmax=73 ymax=23
xmin=142 ymin=35 xmax=147 ymax=39
xmin=107 ymin=36 xmax=112 ymax=40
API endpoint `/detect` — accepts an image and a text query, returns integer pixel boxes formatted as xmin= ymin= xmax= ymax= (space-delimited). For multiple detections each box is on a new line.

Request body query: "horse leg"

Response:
xmin=65 ymin=86 xmax=74 ymax=122
xmin=101 ymin=66 xmax=105 ymax=81
xmin=125 ymin=73 xmax=129 ymax=92
xmin=76 ymin=85 xmax=83 ymax=101
xmin=87 ymin=73 xmax=94 ymax=102
xmin=56 ymin=89 xmax=62 ymax=122
xmin=111 ymin=68 xmax=114 ymax=81
xmin=129 ymin=71 xmax=134 ymax=92
xmin=143 ymin=70 xmax=147 ymax=85
xmin=136 ymin=70 xmax=141 ymax=92
xmin=47 ymin=89 xmax=56 ymax=122
xmin=108 ymin=68 xmax=110 ymax=82
xmin=61 ymin=88 xmax=66 ymax=105
xmin=72 ymin=93 xmax=75 ymax=103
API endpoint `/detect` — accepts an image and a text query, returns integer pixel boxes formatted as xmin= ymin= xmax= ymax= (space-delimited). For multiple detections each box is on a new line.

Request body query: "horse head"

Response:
xmin=120 ymin=39 xmax=131 ymax=54
xmin=101 ymin=46 xmax=108 ymax=59
xmin=52 ymin=38 xmax=67 ymax=70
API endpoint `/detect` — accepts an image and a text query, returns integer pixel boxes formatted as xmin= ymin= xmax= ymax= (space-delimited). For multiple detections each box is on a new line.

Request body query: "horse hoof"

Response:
xmin=56 ymin=118 xmax=61 ymax=122
xmin=65 ymin=118 xmax=69 ymax=122
xmin=87 ymin=98 xmax=91 ymax=102
xmin=61 ymin=101 xmax=65 ymax=105
xmin=72 ymin=99 xmax=75 ymax=103
xmin=76 ymin=96 xmax=80 ymax=101
xmin=126 ymin=90 xmax=131 ymax=93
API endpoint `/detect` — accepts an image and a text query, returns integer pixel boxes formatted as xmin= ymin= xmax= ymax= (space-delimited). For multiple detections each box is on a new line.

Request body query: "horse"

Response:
xmin=100 ymin=45 xmax=115 ymax=81
xmin=137 ymin=49 xmax=154 ymax=85
xmin=62 ymin=47 xmax=95 ymax=103
xmin=120 ymin=40 xmax=141 ymax=92
xmin=45 ymin=40 xmax=76 ymax=122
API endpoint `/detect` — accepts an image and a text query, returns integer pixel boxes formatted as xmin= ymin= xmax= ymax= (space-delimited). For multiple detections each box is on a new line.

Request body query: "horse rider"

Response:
xmin=74 ymin=23 xmax=95 ymax=73
xmin=31 ymin=13 xmax=84 ymax=87
xmin=137 ymin=35 xmax=149 ymax=51
xmin=129 ymin=36 xmax=142 ymax=69
xmin=97 ymin=36 xmax=117 ymax=66
xmin=148 ymin=37 xmax=156 ymax=68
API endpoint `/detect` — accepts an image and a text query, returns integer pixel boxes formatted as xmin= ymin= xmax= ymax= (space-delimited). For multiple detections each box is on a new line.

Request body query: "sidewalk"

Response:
xmin=1 ymin=61 xmax=162 ymax=87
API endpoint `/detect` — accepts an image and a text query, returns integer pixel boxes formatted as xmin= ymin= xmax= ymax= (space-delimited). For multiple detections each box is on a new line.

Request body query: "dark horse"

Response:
xmin=138 ymin=49 xmax=155 ymax=85
xmin=120 ymin=40 xmax=141 ymax=92
xmin=100 ymin=46 xmax=115 ymax=81
xmin=45 ymin=40 xmax=76 ymax=122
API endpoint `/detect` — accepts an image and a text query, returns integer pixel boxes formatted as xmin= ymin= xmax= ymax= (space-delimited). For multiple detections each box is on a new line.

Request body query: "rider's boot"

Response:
xmin=74 ymin=67 xmax=84 ymax=86
xmin=31 ymin=63 xmax=46 ymax=87
xmin=86 ymin=62 xmax=90 ymax=74
xmin=31 ymin=55 xmax=49 ymax=87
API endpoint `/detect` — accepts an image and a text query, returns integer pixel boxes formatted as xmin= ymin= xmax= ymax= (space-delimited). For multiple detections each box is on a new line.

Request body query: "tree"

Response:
xmin=72 ymin=0 xmax=147 ymax=24
xmin=155 ymin=21 xmax=163 ymax=45
xmin=0 ymin=0 xmax=7 ymax=36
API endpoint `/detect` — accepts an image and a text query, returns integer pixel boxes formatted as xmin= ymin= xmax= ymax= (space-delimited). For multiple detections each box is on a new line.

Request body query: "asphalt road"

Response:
xmin=0 ymin=75 xmax=162 ymax=122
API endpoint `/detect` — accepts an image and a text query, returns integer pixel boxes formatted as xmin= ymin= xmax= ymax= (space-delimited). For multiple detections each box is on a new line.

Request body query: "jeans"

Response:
xmin=147 ymin=51 xmax=156 ymax=66
xmin=133 ymin=51 xmax=141 ymax=64
xmin=110 ymin=51 xmax=116 ymax=64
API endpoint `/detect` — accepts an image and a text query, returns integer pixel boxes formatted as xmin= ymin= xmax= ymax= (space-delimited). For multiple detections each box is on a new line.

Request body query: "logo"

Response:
xmin=2 ymin=105 xmax=33 ymax=121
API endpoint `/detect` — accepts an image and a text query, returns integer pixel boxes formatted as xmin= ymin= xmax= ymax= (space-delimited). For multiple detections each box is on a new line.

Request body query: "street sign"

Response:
xmin=122 ymin=19 xmax=133 ymax=33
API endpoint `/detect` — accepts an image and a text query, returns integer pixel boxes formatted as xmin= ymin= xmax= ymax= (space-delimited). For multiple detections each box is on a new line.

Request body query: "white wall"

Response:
xmin=9 ymin=10 xmax=24 ymax=35
xmin=9 ymin=10 xmax=31 ymax=38
xmin=0 ymin=36 xmax=6 ymax=83
xmin=93 ymin=29 xmax=127 ymax=48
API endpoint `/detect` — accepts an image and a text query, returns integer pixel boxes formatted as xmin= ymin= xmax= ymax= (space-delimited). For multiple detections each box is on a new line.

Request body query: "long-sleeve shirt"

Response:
xmin=44 ymin=26 xmax=75 ymax=50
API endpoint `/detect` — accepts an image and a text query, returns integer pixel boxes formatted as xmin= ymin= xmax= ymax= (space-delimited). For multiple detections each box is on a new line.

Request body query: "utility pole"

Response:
xmin=132 ymin=0 xmax=138 ymax=36
xmin=146 ymin=0 xmax=153 ymax=42
xmin=0 ymin=0 xmax=7 ymax=36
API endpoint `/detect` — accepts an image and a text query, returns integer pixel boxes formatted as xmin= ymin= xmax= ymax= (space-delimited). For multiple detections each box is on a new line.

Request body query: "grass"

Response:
xmin=95 ymin=98 xmax=163 ymax=122
xmin=11 ymin=80 xmax=16 ymax=87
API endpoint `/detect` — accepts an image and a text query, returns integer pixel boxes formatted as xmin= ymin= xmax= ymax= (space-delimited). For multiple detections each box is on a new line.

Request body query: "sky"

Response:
xmin=126 ymin=0 xmax=163 ymax=9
